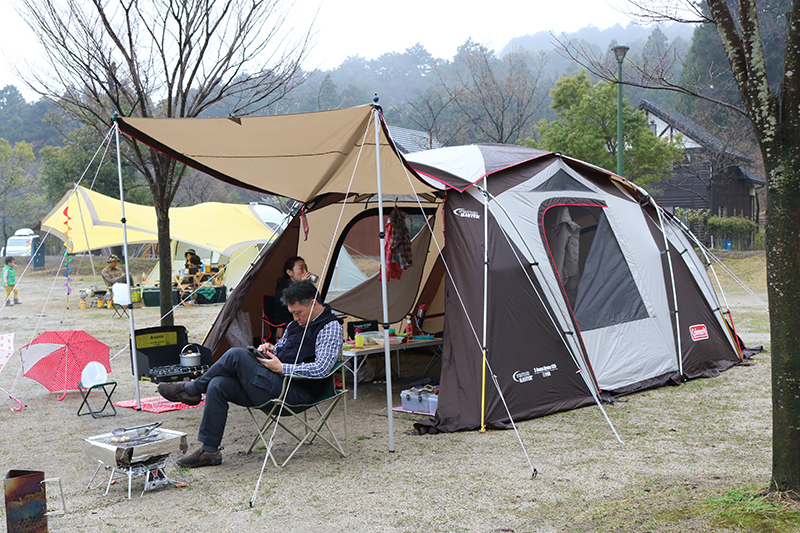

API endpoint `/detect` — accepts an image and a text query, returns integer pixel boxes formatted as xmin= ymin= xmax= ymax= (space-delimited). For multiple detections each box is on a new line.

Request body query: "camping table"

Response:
xmin=341 ymin=338 xmax=442 ymax=399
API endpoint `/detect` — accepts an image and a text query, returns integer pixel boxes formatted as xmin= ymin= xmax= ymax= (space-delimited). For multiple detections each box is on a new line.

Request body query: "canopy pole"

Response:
xmin=373 ymin=103 xmax=395 ymax=452
xmin=114 ymin=118 xmax=141 ymax=410
xmin=480 ymin=182 xmax=489 ymax=433
xmin=73 ymin=185 xmax=98 ymax=282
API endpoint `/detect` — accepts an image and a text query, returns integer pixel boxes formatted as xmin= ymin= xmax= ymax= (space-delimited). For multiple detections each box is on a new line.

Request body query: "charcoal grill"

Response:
xmin=83 ymin=427 xmax=189 ymax=499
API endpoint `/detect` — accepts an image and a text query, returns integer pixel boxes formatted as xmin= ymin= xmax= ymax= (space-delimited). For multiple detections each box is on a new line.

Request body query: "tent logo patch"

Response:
xmin=453 ymin=208 xmax=480 ymax=220
xmin=513 ymin=370 xmax=533 ymax=383
xmin=690 ymin=324 xmax=709 ymax=341
xmin=534 ymin=364 xmax=558 ymax=378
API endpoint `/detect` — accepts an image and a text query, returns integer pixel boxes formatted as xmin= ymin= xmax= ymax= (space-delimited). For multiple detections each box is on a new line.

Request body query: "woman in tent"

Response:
xmin=273 ymin=256 xmax=315 ymax=339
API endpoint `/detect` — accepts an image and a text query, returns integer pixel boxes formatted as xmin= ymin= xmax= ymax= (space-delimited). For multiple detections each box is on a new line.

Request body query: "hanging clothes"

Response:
xmin=380 ymin=207 xmax=412 ymax=280
xmin=300 ymin=207 xmax=310 ymax=241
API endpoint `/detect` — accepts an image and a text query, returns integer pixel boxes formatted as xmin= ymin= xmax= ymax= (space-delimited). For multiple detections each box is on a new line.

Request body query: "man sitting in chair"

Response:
xmin=157 ymin=280 xmax=343 ymax=468
xmin=101 ymin=254 xmax=127 ymax=286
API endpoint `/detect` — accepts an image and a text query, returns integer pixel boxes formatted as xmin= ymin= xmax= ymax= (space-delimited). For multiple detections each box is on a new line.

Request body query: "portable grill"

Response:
xmin=83 ymin=426 xmax=189 ymax=499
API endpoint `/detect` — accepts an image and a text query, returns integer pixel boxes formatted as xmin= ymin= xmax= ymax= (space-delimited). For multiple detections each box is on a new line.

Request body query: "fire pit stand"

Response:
xmin=86 ymin=455 xmax=188 ymax=499
xmin=83 ymin=427 xmax=189 ymax=499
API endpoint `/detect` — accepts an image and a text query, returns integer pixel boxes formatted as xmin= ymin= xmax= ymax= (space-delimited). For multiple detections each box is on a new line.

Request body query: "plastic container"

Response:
xmin=401 ymin=388 xmax=439 ymax=415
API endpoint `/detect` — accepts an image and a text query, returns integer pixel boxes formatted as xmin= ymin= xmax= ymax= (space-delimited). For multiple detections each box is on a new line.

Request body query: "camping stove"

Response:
xmin=83 ymin=428 xmax=189 ymax=499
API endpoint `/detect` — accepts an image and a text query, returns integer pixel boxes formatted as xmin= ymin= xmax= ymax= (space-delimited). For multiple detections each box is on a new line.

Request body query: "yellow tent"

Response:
xmin=41 ymin=185 xmax=281 ymax=255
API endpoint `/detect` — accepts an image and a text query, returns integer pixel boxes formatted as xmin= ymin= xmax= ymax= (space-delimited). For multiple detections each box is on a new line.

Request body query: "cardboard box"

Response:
xmin=401 ymin=387 xmax=439 ymax=415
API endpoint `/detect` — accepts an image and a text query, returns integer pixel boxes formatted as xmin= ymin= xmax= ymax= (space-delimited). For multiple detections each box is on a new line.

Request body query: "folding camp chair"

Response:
xmin=260 ymin=295 xmax=289 ymax=343
xmin=246 ymin=360 xmax=348 ymax=467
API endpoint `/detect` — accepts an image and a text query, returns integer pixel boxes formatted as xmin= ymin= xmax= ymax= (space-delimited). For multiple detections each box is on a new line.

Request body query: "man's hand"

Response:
xmin=257 ymin=352 xmax=283 ymax=374
xmin=257 ymin=343 xmax=274 ymax=357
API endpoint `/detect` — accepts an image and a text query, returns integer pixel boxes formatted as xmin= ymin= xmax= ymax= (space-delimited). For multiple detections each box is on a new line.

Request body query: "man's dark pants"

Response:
xmin=184 ymin=348 xmax=315 ymax=449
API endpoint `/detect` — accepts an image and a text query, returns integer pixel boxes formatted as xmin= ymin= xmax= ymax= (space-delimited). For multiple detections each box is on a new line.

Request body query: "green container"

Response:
xmin=142 ymin=288 xmax=179 ymax=307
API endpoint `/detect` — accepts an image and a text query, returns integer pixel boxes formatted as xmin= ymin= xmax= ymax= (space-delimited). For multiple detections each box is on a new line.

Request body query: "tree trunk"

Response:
xmin=155 ymin=203 xmax=174 ymax=328
xmin=764 ymin=136 xmax=800 ymax=492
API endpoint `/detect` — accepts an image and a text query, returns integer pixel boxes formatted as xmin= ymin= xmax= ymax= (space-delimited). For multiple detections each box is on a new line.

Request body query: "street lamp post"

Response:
xmin=612 ymin=45 xmax=629 ymax=177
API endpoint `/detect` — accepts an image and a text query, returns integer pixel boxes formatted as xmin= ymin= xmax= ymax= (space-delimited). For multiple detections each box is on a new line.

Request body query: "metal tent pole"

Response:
xmin=73 ymin=186 xmax=98 ymax=282
xmin=373 ymin=105 xmax=395 ymax=451
xmin=480 ymin=181 xmax=489 ymax=433
xmin=654 ymin=202 xmax=683 ymax=377
xmin=114 ymin=119 xmax=141 ymax=410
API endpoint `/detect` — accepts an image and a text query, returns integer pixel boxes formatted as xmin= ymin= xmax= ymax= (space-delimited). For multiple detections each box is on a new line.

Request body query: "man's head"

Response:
xmin=281 ymin=280 xmax=322 ymax=327
xmin=189 ymin=255 xmax=202 ymax=267
xmin=4 ymin=257 xmax=13 ymax=266
xmin=107 ymin=254 xmax=120 ymax=267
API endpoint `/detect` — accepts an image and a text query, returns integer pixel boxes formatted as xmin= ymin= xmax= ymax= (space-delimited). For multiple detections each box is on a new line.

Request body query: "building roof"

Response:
xmin=387 ymin=125 xmax=441 ymax=154
xmin=736 ymin=165 xmax=766 ymax=186
xmin=637 ymin=100 xmax=752 ymax=163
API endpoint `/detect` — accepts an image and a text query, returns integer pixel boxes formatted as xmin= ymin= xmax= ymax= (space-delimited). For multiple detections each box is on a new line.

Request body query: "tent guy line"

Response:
xmin=251 ymin=112 xmax=371 ymax=507
xmin=479 ymin=185 xmax=623 ymax=444
xmin=398 ymin=158 xmax=543 ymax=472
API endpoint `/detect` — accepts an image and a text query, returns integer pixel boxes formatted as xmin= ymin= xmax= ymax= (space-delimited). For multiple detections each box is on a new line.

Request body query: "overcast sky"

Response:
xmin=1 ymin=0 xmax=636 ymax=102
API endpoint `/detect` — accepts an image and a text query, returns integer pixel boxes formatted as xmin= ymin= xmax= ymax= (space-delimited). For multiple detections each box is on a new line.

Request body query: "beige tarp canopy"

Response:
xmin=116 ymin=104 xmax=436 ymax=203
xmin=42 ymin=185 xmax=280 ymax=255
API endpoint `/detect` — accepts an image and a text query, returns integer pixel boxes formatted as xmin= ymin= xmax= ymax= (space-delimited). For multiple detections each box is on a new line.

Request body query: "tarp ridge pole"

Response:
xmin=373 ymin=102 xmax=395 ymax=452
xmin=480 ymin=182 xmax=489 ymax=433
xmin=114 ymin=116 xmax=141 ymax=410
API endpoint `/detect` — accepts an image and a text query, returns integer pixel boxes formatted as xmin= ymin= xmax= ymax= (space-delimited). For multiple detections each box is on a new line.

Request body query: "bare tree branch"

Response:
xmin=16 ymin=0 xmax=312 ymax=325
xmin=551 ymin=32 xmax=749 ymax=117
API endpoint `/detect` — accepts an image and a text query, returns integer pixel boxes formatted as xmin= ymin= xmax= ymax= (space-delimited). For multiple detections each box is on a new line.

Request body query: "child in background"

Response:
xmin=3 ymin=257 xmax=20 ymax=306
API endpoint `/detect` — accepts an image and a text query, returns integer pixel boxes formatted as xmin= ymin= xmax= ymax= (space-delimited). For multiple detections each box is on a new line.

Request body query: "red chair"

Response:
xmin=260 ymin=294 xmax=289 ymax=344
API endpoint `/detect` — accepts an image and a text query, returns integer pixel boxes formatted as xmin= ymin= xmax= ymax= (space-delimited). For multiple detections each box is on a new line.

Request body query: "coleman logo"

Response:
xmin=453 ymin=208 xmax=480 ymax=219
xmin=512 ymin=370 xmax=533 ymax=383
xmin=690 ymin=324 xmax=709 ymax=341
xmin=534 ymin=364 xmax=558 ymax=378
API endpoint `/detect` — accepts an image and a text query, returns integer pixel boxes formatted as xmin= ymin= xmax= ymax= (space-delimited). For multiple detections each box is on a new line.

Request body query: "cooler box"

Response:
xmin=143 ymin=288 xmax=180 ymax=307
xmin=400 ymin=387 xmax=439 ymax=415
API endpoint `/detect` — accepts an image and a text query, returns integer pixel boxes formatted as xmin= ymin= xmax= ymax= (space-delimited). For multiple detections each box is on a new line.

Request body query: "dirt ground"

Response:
xmin=0 ymin=254 xmax=774 ymax=532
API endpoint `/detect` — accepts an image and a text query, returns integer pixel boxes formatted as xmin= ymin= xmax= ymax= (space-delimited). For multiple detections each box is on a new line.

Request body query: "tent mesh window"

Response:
xmin=543 ymin=205 xmax=648 ymax=331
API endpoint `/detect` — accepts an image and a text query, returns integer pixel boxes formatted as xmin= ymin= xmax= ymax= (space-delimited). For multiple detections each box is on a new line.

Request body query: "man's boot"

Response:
xmin=13 ymin=298 xmax=20 ymax=305
xmin=4 ymin=300 xmax=13 ymax=307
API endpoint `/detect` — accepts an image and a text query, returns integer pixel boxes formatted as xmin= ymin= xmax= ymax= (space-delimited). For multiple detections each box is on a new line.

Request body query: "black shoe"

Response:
xmin=177 ymin=446 xmax=223 ymax=468
xmin=4 ymin=301 xmax=12 ymax=307
xmin=157 ymin=381 xmax=202 ymax=405
xmin=13 ymin=299 xmax=20 ymax=305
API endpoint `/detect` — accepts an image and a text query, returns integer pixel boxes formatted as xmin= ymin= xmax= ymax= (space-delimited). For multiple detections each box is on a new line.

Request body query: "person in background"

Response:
xmin=101 ymin=254 xmax=129 ymax=286
xmin=3 ymin=257 xmax=20 ymax=306
xmin=184 ymin=249 xmax=197 ymax=269
xmin=188 ymin=254 xmax=203 ymax=273
xmin=273 ymin=256 xmax=315 ymax=339
xmin=157 ymin=280 xmax=342 ymax=467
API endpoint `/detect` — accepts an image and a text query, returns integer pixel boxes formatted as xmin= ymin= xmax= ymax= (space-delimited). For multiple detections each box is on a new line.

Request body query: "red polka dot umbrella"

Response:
xmin=20 ymin=331 xmax=111 ymax=400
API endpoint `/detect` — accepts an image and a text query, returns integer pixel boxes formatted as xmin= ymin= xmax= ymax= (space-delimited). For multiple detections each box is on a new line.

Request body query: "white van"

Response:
xmin=2 ymin=229 xmax=40 ymax=257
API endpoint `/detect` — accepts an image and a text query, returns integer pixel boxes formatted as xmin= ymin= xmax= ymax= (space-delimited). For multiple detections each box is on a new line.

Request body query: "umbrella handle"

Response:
xmin=0 ymin=387 xmax=23 ymax=411
xmin=10 ymin=394 xmax=22 ymax=411
xmin=57 ymin=390 xmax=67 ymax=401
